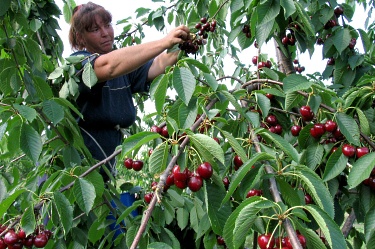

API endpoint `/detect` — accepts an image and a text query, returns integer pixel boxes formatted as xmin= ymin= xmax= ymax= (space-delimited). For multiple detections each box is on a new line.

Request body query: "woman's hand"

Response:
xmin=161 ymin=25 xmax=190 ymax=49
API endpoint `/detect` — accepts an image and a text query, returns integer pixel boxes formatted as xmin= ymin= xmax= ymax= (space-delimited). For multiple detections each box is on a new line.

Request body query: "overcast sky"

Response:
xmin=56 ymin=0 xmax=371 ymax=75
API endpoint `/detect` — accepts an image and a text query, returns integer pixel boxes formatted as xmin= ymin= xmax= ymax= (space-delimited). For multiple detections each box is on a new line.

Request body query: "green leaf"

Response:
xmin=0 ymin=189 xmax=26 ymax=218
xmin=285 ymin=92 xmax=303 ymax=111
xmin=177 ymin=208 xmax=189 ymax=230
xmin=21 ymin=205 xmax=36 ymax=236
xmin=283 ymin=74 xmax=312 ymax=94
xmin=255 ymin=20 xmax=274 ymax=48
xmin=365 ymin=205 xmax=375 ymax=244
xmin=223 ymin=197 xmax=268 ymax=249
xmin=304 ymin=205 xmax=346 ymax=249
xmin=257 ymin=0 xmax=280 ymax=25
xmin=305 ymin=144 xmax=324 ymax=169
xmin=205 ymin=180 xmax=232 ymax=235
xmin=336 ymin=112 xmax=360 ymax=146
xmin=180 ymin=57 xmax=210 ymax=73
xmin=53 ymin=191 xmax=73 ymax=235
xmin=20 ymin=124 xmax=42 ymax=163
xmin=333 ymin=28 xmax=351 ymax=54
xmin=220 ymin=130 xmax=247 ymax=162
xmin=116 ymin=199 xmax=143 ymax=223
xmin=73 ymin=178 xmax=96 ymax=215
xmin=259 ymin=131 xmax=300 ymax=162
xmin=42 ymin=100 xmax=64 ymax=124
xmin=172 ymin=67 xmax=196 ymax=105
xmin=203 ymin=73 xmax=218 ymax=91
xmin=150 ymin=74 xmax=168 ymax=114
xmin=189 ymin=133 xmax=225 ymax=166
xmin=322 ymin=148 xmax=348 ymax=182
xmin=33 ymin=76 xmax=53 ymax=100
xmin=0 ymin=0 xmax=11 ymax=16
xmin=348 ymin=152 xmax=375 ymax=188
xmin=147 ymin=242 xmax=173 ymax=249
xmin=294 ymin=166 xmax=334 ymax=218
xmin=256 ymin=93 xmax=270 ymax=118
xmin=82 ymin=62 xmax=98 ymax=88
xmin=13 ymin=104 xmax=37 ymax=122
xmin=280 ymin=0 xmax=296 ymax=18
xmin=357 ymin=108 xmax=370 ymax=135
xmin=149 ymin=142 xmax=169 ymax=173
xmin=121 ymin=131 xmax=161 ymax=158
xmin=294 ymin=1 xmax=315 ymax=36
xmin=223 ymin=153 xmax=274 ymax=204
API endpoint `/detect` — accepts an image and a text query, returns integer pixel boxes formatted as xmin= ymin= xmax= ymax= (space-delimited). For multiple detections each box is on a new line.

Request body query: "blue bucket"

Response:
xmin=107 ymin=192 xmax=138 ymax=239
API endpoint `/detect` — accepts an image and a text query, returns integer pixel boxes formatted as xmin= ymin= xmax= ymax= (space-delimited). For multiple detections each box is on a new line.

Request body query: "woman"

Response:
xmin=69 ymin=2 xmax=190 ymax=180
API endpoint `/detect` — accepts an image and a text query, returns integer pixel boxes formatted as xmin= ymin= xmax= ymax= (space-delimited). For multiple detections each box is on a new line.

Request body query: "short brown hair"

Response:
xmin=69 ymin=2 xmax=112 ymax=51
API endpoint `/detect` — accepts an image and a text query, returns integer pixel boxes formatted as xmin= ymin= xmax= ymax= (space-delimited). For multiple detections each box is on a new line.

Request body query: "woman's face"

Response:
xmin=78 ymin=15 xmax=114 ymax=54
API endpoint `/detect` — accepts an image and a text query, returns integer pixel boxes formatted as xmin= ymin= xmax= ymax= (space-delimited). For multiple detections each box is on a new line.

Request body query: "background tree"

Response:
xmin=0 ymin=0 xmax=375 ymax=248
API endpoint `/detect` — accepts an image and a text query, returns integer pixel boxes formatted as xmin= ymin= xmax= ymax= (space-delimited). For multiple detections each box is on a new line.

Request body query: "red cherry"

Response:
xmin=144 ymin=193 xmax=153 ymax=204
xmin=265 ymin=60 xmax=272 ymax=68
xmin=342 ymin=144 xmax=356 ymax=158
xmin=274 ymin=124 xmax=283 ymax=135
xmin=281 ymin=36 xmax=289 ymax=45
xmin=4 ymin=230 xmax=18 ymax=245
xmin=265 ymin=93 xmax=274 ymax=100
xmin=197 ymin=162 xmax=213 ymax=179
xmin=258 ymin=61 xmax=266 ymax=69
xmin=0 ymin=239 xmax=7 ymax=249
xmin=313 ymin=123 xmax=325 ymax=136
xmin=291 ymin=125 xmax=301 ymax=136
xmin=333 ymin=128 xmax=343 ymax=140
xmin=33 ymin=233 xmax=48 ymax=248
xmin=166 ymin=174 xmax=174 ymax=186
xmin=188 ymin=174 xmax=203 ymax=192
xmin=258 ymin=234 xmax=275 ymax=249
xmin=174 ymin=179 xmax=187 ymax=189
xmin=297 ymin=234 xmax=307 ymax=248
xmin=161 ymin=126 xmax=169 ymax=138
xmin=324 ymin=120 xmax=337 ymax=132
xmin=252 ymin=56 xmax=258 ymax=65
xmin=22 ymin=235 xmax=34 ymax=247
xmin=200 ymin=17 xmax=207 ymax=24
xmin=327 ymin=57 xmax=335 ymax=65
xmin=8 ymin=242 xmax=23 ymax=249
xmin=17 ymin=229 xmax=26 ymax=240
xmin=195 ymin=23 xmax=202 ymax=29
xmin=299 ymin=106 xmax=314 ymax=121
xmin=334 ymin=6 xmax=344 ymax=16
xmin=132 ymin=160 xmax=144 ymax=171
xmin=246 ymin=189 xmax=262 ymax=198
xmin=233 ymin=155 xmax=243 ymax=170
xmin=222 ymin=176 xmax=230 ymax=189
xmin=150 ymin=125 xmax=161 ymax=134
xmin=305 ymin=194 xmax=313 ymax=204
xmin=293 ymin=59 xmax=299 ymax=64
xmin=275 ymin=237 xmax=287 ymax=247
xmin=265 ymin=115 xmax=278 ymax=126
xmin=217 ymin=236 xmax=225 ymax=245
xmin=173 ymin=165 xmax=189 ymax=182
xmin=124 ymin=158 xmax=133 ymax=169
xmin=356 ymin=147 xmax=369 ymax=158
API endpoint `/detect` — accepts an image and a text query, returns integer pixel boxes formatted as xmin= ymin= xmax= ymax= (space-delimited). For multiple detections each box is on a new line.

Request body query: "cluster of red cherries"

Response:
xmin=242 ymin=24 xmax=251 ymax=38
xmin=144 ymin=162 xmax=214 ymax=204
xmin=0 ymin=225 xmax=52 ymax=249
xmin=150 ymin=125 xmax=169 ymax=138
xmin=281 ymin=32 xmax=296 ymax=46
xmin=262 ymin=114 xmax=283 ymax=135
xmin=257 ymin=232 xmax=307 ymax=249
xmin=123 ymin=158 xmax=144 ymax=171
xmin=252 ymin=56 xmax=272 ymax=69
xmin=179 ymin=17 xmax=216 ymax=54
xmin=293 ymin=59 xmax=305 ymax=74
